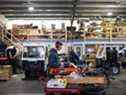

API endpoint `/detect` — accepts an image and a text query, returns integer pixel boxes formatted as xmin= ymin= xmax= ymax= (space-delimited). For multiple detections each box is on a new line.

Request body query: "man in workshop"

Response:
xmin=68 ymin=47 xmax=80 ymax=65
xmin=48 ymin=41 xmax=63 ymax=68
xmin=6 ymin=45 xmax=18 ymax=74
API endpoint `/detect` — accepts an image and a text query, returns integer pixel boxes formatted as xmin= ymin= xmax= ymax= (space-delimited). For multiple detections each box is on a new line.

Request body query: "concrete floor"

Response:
xmin=0 ymin=74 xmax=44 ymax=95
xmin=106 ymin=70 xmax=126 ymax=95
xmin=0 ymin=71 xmax=126 ymax=95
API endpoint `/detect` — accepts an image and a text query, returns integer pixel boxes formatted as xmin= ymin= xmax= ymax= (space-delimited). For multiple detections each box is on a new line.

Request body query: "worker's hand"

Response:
xmin=77 ymin=68 xmax=81 ymax=72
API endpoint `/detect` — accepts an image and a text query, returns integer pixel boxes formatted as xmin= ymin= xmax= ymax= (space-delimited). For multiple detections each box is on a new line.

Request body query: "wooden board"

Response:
xmin=65 ymin=76 xmax=107 ymax=85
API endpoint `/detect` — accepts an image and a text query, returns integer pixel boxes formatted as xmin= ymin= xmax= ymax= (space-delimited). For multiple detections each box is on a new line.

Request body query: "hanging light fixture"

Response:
xmin=107 ymin=12 xmax=113 ymax=16
xmin=28 ymin=6 xmax=34 ymax=11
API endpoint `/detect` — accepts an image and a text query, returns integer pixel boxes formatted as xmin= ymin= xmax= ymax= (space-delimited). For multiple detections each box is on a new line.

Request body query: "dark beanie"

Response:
xmin=55 ymin=41 xmax=63 ymax=46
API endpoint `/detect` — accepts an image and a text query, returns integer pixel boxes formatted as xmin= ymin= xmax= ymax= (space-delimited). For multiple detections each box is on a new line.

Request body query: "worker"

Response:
xmin=112 ymin=47 xmax=118 ymax=64
xmin=106 ymin=47 xmax=113 ymax=64
xmin=118 ymin=48 xmax=126 ymax=69
xmin=0 ymin=40 xmax=7 ymax=56
xmin=6 ymin=45 xmax=18 ymax=74
xmin=68 ymin=47 xmax=80 ymax=65
xmin=96 ymin=46 xmax=105 ymax=68
xmin=68 ymin=47 xmax=85 ymax=67
xmin=48 ymin=41 xmax=63 ymax=68
xmin=76 ymin=47 xmax=81 ymax=59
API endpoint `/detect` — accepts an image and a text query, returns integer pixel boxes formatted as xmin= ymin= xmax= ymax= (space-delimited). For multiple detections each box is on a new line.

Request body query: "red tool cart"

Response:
xmin=44 ymin=75 xmax=108 ymax=95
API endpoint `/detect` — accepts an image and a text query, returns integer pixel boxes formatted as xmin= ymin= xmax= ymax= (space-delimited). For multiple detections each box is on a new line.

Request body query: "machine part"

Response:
xmin=111 ymin=66 xmax=120 ymax=75
xmin=81 ymin=84 xmax=106 ymax=95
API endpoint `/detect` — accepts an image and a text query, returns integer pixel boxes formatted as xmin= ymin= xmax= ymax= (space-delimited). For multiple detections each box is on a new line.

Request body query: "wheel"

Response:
xmin=111 ymin=66 xmax=120 ymax=75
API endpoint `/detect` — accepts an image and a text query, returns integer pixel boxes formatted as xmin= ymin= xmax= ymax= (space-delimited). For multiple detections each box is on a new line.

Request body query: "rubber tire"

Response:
xmin=111 ymin=66 xmax=120 ymax=75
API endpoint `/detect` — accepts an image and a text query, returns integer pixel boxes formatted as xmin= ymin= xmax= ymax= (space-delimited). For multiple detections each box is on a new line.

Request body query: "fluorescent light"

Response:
xmin=107 ymin=12 xmax=113 ymax=16
xmin=46 ymin=9 xmax=52 ymax=12
xmin=28 ymin=6 xmax=34 ymax=11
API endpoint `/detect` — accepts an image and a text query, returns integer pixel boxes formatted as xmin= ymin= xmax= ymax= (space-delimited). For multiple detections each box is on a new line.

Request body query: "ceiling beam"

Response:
xmin=1 ymin=9 xmax=126 ymax=14
xmin=0 ymin=0 xmax=124 ymax=2
xmin=78 ymin=4 xmax=124 ymax=6
xmin=77 ymin=7 xmax=126 ymax=10
xmin=0 ymin=5 xmax=126 ymax=11
xmin=1 ymin=9 xmax=126 ymax=13
xmin=77 ymin=9 xmax=126 ymax=12
xmin=0 ymin=7 xmax=72 ymax=10
xmin=0 ymin=0 xmax=72 ymax=1
xmin=1 ymin=11 xmax=71 ymax=14
xmin=0 ymin=1 xmax=117 ymax=5
xmin=78 ymin=13 xmax=126 ymax=17
xmin=3 ymin=12 xmax=126 ymax=15
xmin=0 ymin=4 xmax=72 ymax=8
xmin=0 ymin=8 xmax=124 ymax=11
xmin=6 ymin=15 xmax=71 ymax=19
xmin=79 ymin=0 xmax=126 ymax=2
xmin=0 ymin=4 xmax=126 ymax=8
xmin=6 ymin=14 xmax=126 ymax=20
xmin=4 ymin=14 xmax=70 ymax=16
xmin=5 ymin=13 xmax=126 ymax=19
xmin=0 ymin=1 xmax=72 ymax=4
xmin=5 ymin=17 xmax=74 ymax=20
xmin=0 ymin=9 xmax=69 ymax=11
xmin=3 ymin=12 xmax=126 ymax=16
xmin=79 ymin=1 xmax=117 ymax=4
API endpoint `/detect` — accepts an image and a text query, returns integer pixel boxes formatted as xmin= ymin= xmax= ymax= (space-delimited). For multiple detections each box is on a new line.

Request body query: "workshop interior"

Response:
xmin=0 ymin=0 xmax=126 ymax=95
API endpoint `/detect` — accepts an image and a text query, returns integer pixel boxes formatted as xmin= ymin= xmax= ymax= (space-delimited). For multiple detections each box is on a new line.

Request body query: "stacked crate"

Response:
xmin=0 ymin=65 xmax=12 ymax=80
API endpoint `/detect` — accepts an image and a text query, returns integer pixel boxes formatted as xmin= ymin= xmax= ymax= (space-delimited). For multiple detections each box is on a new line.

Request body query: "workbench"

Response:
xmin=45 ymin=76 xmax=107 ymax=95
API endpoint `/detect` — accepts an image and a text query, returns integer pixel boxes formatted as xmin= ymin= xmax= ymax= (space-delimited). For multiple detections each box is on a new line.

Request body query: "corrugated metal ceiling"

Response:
xmin=0 ymin=0 xmax=126 ymax=19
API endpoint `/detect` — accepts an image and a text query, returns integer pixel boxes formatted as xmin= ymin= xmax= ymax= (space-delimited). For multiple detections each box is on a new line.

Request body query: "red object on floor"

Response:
xmin=49 ymin=67 xmax=77 ymax=75
xmin=0 ymin=57 xmax=14 ymax=61
xmin=0 ymin=57 xmax=8 ymax=61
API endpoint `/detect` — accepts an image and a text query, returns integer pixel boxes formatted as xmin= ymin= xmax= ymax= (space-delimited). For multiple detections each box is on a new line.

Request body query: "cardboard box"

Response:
xmin=0 ymin=65 xmax=12 ymax=80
